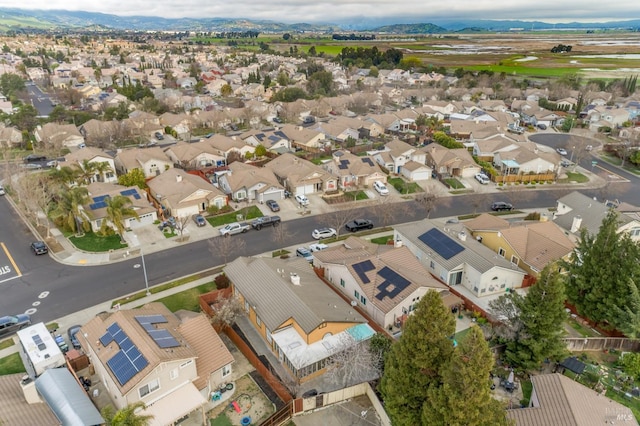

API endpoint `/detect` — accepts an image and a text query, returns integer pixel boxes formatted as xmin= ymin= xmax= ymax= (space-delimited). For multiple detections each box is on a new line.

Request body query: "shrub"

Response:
xmin=214 ymin=274 xmax=230 ymax=289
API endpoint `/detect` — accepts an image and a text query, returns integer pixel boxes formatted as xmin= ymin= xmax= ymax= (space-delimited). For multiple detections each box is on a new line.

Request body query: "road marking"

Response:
xmin=0 ymin=242 xmax=22 ymax=277
xmin=0 ymin=275 xmax=21 ymax=285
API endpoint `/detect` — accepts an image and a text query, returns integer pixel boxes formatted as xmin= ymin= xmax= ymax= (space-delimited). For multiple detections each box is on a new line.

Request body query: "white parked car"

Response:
xmin=312 ymin=228 xmax=337 ymax=240
xmin=309 ymin=243 xmax=329 ymax=252
xmin=295 ymin=194 xmax=309 ymax=206
xmin=556 ymin=148 xmax=567 ymax=156
xmin=373 ymin=181 xmax=389 ymax=195
xmin=475 ymin=173 xmax=490 ymax=185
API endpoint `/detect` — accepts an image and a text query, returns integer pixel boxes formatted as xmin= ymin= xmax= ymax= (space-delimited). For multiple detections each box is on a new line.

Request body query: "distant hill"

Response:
xmin=0 ymin=7 xmax=638 ymax=33
xmin=371 ymin=23 xmax=447 ymax=34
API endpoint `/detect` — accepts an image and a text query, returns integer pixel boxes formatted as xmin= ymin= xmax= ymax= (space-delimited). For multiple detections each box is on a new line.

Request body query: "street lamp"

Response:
xmin=134 ymin=249 xmax=151 ymax=296
xmin=570 ymin=146 xmax=575 ymax=163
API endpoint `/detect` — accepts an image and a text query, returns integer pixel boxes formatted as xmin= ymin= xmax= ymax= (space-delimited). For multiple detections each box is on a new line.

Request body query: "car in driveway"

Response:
xmin=30 ymin=241 xmax=48 ymax=255
xmin=296 ymin=247 xmax=313 ymax=262
xmin=309 ymin=243 xmax=329 ymax=252
xmin=373 ymin=181 xmax=389 ymax=195
xmin=475 ymin=173 xmax=490 ymax=185
xmin=312 ymin=228 xmax=337 ymax=240
xmin=345 ymin=219 xmax=374 ymax=232
xmin=192 ymin=214 xmax=207 ymax=227
xmin=560 ymin=159 xmax=571 ymax=168
xmin=154 ymin=132 xmax=164 ymax=140
xmin=265 ymin=199 xmax=280 ymax=212
xmin=67 ymin=324 xmax=82 ymax=349
xmin=295 ymin=194 xmax=309 ymax=206
xmin=0 ymin=314 xmax=31 ymax=338
xmin=22 ymin=163 xmax=43 ymax=170
xmin=556 ymin=148 xmax=568 ymax=156
xmin=491 ymin=202 xmax=513 ymax=211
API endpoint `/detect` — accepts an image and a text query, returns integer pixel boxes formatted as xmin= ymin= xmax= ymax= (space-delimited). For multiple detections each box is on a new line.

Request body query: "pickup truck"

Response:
xmin=345 ymin=219 xmax=374 ymax=232
xmin=219 ymin=222 xmax=250 ymax=236
xmin=251 ymin=215 xmax=281 ymax=230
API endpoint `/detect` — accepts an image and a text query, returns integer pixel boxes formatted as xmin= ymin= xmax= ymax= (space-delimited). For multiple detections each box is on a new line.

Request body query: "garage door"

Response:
xmin=295 ymin=184 xmax=315 ymax=195
xmin=411 ymin=170 xmax=431 ymax=181
xmin=262 ymin=189 xmax=283 ymax=201
xmin=128 ymin=213 xmax=156 ymax=228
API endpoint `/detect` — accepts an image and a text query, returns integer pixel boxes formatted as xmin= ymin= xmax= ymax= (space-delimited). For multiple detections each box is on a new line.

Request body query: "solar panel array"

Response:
xmin=338 ymin=159 xmax=350 ymax=170
xmin=417 ymin=228 xmax=465 ymax=260
xmin=135 ymin=315 xmax=181 ymax=349
xmin=89 ymin=194 xmax=110 ymax=210
xmin=100 ymin=322 xmax=149 ymax=386
xmin=120 ymin=188 xmax=141 ymax=200
xmin=352 ymin=260 xmax=375 ymax=284
xmin=32 ymin=334 xmax=46 ymax=351
xmin=375 ymin=267 xmax=411 ymax=301
xmin=361 ymin=157 xmax=374 ymax=166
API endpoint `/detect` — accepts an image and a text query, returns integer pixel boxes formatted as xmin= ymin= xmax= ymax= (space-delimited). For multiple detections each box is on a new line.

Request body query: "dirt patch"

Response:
xmin=208 ymin=375 xmax=275 ymax=425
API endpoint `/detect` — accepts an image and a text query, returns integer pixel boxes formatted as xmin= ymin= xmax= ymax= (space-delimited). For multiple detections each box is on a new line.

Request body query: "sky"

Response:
xmin=0 ymin=1 xmax=635 ymax=25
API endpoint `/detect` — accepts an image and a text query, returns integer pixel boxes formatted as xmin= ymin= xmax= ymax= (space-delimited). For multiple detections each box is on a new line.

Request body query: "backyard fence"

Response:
xmin=563 ymin=338 xmax=640 ymax=352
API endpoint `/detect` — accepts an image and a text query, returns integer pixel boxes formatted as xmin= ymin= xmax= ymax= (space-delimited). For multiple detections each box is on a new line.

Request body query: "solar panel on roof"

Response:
xmin=99 ymin=332 xmax=114 ymax=346
xmin=119 ymin=338 xmax=134 ymax=352
xmin=107 ymin=351 xmax=141 ymax=386
xmin=32 ymin=335 xmax=46 ymax=351
xmin=92 ymin=195 xmax=108 ymax=202
xmin=135 ymin=315 xmax=180 ymax=348
xmin=120 ymin=189 xmax=137 ymax=196
xmin=89 ymin=201 xmax=108 ymax=210
xmin=375 ymin=267 xmax=411 ymax=301
xmin=102 ymin=322 xmax=149 ymax=386
xmin=361 ymin=158 xmax=374 ymax=166
xmin=352 ymin=260 xmax=375 ymax=284
xmin=417 ymin=228 xmax=465 ymax=260
xmin=133 ymin=193 xmax=141 ymax=200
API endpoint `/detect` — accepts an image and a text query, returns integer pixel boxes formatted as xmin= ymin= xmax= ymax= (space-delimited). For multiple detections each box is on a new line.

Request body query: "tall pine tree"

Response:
xmin=423 ymin=326 xmax=512 ymax=426
xmin=504 ymin=265 xmax=568 ymax=371
xmin=379 ymin=290 xmax=455 ymax=426
xmin=564 ymin=209 xmax=640 ymax=331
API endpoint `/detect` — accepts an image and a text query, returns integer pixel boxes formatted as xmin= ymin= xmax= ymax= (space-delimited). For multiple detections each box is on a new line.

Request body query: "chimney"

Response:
xmin=571 ymin=215 xmax=582 ymax=233
xmin=20 ymin=376 xmax=42 ymax=404
xmin=458 ymin=231 xmax=467 ymax=242
xmin=290 ymin=273 xmax=301 ymax=286
xmin=176 ymin=173 xmax=183 ymax=183
xmin=394 ymin=240 xmax=403 ymax=248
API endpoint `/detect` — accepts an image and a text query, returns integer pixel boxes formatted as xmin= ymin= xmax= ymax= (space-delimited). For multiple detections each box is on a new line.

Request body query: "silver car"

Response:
xmin=0 ymin=314 xmax=31 ymax=338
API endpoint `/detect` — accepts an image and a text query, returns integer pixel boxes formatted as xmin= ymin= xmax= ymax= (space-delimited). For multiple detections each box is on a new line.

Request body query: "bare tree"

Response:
xmin=175 ymin=215 xmax=190 ymax=242
xmin=415 ymin=192 xmax=437 ymax=219
xmin=374 ymin=197 xmax=411 ymax=228
xmin=271 ymin=223 xmax=293 ymax=253
xmin=210 ymin=294 xmax=243 ymax=330
xmin=208 ymin=236 xmax=246 ymax=266
xmin=324 ymin=335 xmax=382 ymax=388
xmin=324 ymin=204 xmax=358 ymax=237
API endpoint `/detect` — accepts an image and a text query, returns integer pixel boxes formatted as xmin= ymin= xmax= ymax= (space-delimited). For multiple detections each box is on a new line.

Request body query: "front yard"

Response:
xmin=69 ymin=232 xmax=128 ymax=252
xmin=207 ymin=206 xmax=263 ymax=227
xmin=387 ymin=177 xmax=423 ymax=194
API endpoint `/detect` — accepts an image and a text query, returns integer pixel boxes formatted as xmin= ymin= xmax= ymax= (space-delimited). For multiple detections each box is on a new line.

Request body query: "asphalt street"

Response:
xmin=0 ymin=134 xmax=637 ymax=324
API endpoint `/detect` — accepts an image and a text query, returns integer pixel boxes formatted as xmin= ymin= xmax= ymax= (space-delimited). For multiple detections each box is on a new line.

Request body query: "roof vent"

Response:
xmin=290 ymin=273 xmax=301 ymax=286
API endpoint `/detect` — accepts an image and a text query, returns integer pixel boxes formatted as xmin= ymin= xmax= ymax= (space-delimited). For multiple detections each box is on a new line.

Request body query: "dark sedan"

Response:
xmin=345 ymin=219 xmax=374 ymax=232
xmin=30 ymin=241 xmax=48 ymax=255
xmin=67 ymin=325 xmax=82 ymax=349
xmin=266 ymin=199 xmax=280 ymax=212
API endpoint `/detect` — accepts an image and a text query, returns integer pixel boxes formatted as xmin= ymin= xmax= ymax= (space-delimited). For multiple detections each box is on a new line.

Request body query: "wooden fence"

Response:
xmin=564 ymin=338 xmax=640 ymax=352
xmin=493 ymin=173 xmax=555 ymax=184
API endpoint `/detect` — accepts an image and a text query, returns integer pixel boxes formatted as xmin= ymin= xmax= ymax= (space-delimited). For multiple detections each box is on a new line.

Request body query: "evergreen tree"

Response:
xmin=379 ymin=290 xmax=455 ymax=426
xmin=423 ymin=326 xmax=512 ymax=426
xmin=564 ymin=210 xmax=640 ymax=331
xmin=504 ymin=265 xmax=568 ymax=371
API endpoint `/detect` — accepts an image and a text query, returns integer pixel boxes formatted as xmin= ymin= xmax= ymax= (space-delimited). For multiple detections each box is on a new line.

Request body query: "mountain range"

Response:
xmin=0 ymin=7 xmax=639 ymax=33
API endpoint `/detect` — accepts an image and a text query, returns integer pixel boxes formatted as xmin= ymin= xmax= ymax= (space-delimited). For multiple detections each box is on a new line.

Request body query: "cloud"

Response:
xmin=0 ymin=0 xmax=635 ymax=24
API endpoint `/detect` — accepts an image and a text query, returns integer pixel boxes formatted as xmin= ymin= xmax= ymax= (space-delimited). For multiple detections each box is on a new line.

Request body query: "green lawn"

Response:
xmin=0 ymin=339 xmax=15 ymax=350
xmin=69 ymin=232 xmax=127 ymax=252
xmin=387 ymin=177 xmax=423 ymax=194
xmin=370 ymin=235 xmax=393 ymax=245
xmin=444 ymin=178 xmax=465 ymax=189
xmin=0 ymin=353 xmax=25 ymax=376
xmin=207 ymin=206 xmax=263 ymax=227
xmin=566 ymin=318 xmax=599 ymax=337
xmin=155 ymin=281 xmax=217 ymax=312
xmin=210 ymin=413 xmax=233 ymax=426
xmin=520 ymin=380 xmax=533 ymax=407
xmin=563 ymin=172 xmax=589 ymax=183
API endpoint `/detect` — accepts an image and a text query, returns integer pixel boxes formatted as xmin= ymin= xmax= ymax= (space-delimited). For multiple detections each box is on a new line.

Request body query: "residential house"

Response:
xmin=373 ymin=139 xmax=426 ymax=174
xmin=507 ymin=373 xmax=637 ymax=426
xmin=114 ymin=146 xmax=174 ymax=178
xmin=240 ymin=129 xmax=291 ymax=153
xmin=84 ymin=182 xmax=157 ymax=231
xmin=159 ymin=112 xmax=194 ymax=140
xmin=79 ymin=303 xmax=234 ymax=426
xmin=313 ymin=236 xmax=461 ymax=330
xmin=464 ymin=214 xmax=574 ymax=278
xmin=553 ymin=191 xmax=640 ymax=242
xmin=400 ymin=160 xmax=432 ymax=181
xmin=492 ymin=143 xmax=558 ymax=177
xmin=64 ymin=147 xmax=117 ymax=183
xmin=225 ymin=256 xmax=375 ymax=382
xmin=34 ymin=123 xmax=85 ymax=149
xmin=78 ymin=119 xmax=123 ymax=147
xmin=206 ymin=134 xmax=255 ymax=160
xmin=309 ymin=116 xmax=362 ymax=143
xmin=278 ymin=124 xmax=326 ymax=152
xmin=424 ymin=144 xmax=481 ymax=178
xmin=0 ymin=125 xmax=23 ymax=147
xmin=394 ymin=219 xmax=526 ymax=298
xmin=264 ymin=152 xmax=338 ymax=195
xmin=147 ymin=168 xmax=227 ymax=218
xmin=217 ymin=161 xmax=285 ymax=202
xmin=164 ymin=141 xmax=226 ymax=170
xmin=324 ymin=150 xmax=387 ymax=190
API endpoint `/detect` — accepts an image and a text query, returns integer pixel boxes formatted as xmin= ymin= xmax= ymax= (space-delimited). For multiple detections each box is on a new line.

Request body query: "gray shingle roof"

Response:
xmin=224 ymin=257 xmax=366 ymax=334
xmin=554 ymin=191 xmax=632 ymax=235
